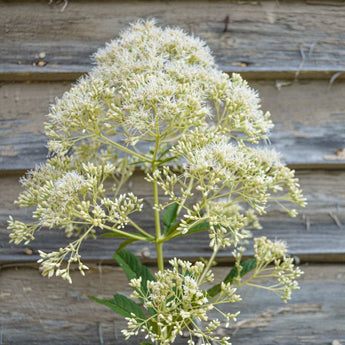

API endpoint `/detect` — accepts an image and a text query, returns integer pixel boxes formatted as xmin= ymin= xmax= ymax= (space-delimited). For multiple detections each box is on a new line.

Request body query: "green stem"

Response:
xmin=198 ymin=245 xmax=219 ymax=285
xmin=99 ymin=134 xmax=149 ymax=162
xmin=152 ymin=132 xmax=164 ymax=272
xmin=246 ymin=282 xmax=279 ymax=292
xmin=176 ymin=177 xmax=194 ymax=217
xmin=163 ymin=216 xmax=208 ymax=242
xmin=235 ymin=262 xmax=269 ymax=289
xmin=127 ymin=218 xmax=155 ymax=239
xmin=102 ymin=224 xmax=150 ymax=241
xmin=153 ymin=177 xmax=164 ymax=271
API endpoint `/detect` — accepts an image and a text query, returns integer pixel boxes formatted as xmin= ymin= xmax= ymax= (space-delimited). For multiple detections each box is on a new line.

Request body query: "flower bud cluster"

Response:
xmin=37 ymin=247 xmax=89 ymax=284
xmin=172 ymin=128 xmax=305 ymax=249
xmin=124 ymin=259 xmax=239 ymax=345
xmin=9 ymin=152 xmax=143 ymax=282
xmin=217 ymin=74 xmax=273 ymax=143
xmin=254 ymin=237 xmax=303 ymax=301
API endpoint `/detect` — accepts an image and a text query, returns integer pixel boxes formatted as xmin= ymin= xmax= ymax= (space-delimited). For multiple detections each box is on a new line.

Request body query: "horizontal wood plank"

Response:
xmin=0 ymin=264 xmax=344 ymax=344
xmin=2 ymin=80 xmax=345 ymax=170
xmin=2 ymin=220 xmax=345 ymax=264
xmin=1 ymin=170 xmax=345 ymax=264
xmin=2 ymin=1 xmax=345 ymax=81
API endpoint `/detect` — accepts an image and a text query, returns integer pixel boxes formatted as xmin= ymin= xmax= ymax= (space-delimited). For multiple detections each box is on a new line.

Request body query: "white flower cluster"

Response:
xmin=9 ymin=154 xmax=143 ymax=281
xmin=45 ymin=20 xmax=217 ymax=152
xmin=8 ymin=20 xmax=306 ymax=343
xmin=253 ymin=237 xmax=303 ymax=301
xmin=219 ymin=74 xmax=273 ymax=142
xmin=124 ymin=259 xmax=240 ymax=345
xmin=172 ymin=128 xmax=305 ymax=247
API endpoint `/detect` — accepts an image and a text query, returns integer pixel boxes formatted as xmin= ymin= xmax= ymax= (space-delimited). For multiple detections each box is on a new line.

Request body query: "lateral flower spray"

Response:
xmin=8 ymin=20 xmax=306 ymax=345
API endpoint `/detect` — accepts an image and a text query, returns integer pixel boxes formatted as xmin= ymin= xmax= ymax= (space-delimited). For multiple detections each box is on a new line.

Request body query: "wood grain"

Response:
xmin=1 ymin=1 xmax=345 ymax=81
xmin=2 ymin=218 xmax=345 ymax=264
xmin=1 ymin=170 xmax=345 ymax=264
xmin=0 ymin=264 xmax=344 ymax=345
xmin=2 ymin=80 xmax=345 ymax=170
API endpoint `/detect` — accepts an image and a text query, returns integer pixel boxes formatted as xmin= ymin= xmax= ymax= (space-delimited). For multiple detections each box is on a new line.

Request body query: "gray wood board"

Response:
xmin=0 ymin=264 xmax=344 ymax=345
xmin=1 ymin=219 xmax=345 ymax=265
xmin=2 ymin=168 xmax=345 ymax=263
xmin=2 ymin=128 xmax=345 ymax=170
xmin=2 ymin=80 xmax=345 ymax=170
xmin=2 ymin=1 xmax=345 ymax=80
xmin=4 ymin=169 xmax=345 ymax=218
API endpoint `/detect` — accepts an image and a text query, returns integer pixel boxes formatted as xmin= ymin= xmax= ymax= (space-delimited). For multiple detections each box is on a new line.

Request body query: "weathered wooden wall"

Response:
xmin=1 ymin=1 xmax=345 ymax=344
xmin=0 ymin=264 xmax=344 ymax=345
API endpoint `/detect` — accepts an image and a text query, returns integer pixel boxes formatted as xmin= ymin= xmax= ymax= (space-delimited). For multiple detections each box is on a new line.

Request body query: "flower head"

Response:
xmin=123 ymin=259 xmax=239 ymax=345
xmin=8 ymin=20 xmax=305 ymax=342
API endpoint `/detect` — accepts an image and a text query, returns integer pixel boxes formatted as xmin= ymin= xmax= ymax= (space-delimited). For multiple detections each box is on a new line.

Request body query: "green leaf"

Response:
xmin=114 ymin=249 xmax=155 ymax=293
xmin=89 ymin=293 xmax=146 ymax=321
xmin=165 ymin=221 xmax=181 ymax=237
xmin=163 ymin=202 xmax=179 ymax=235
xmin=224 ymin=258 xmax=257 ymax=283
xmin=101 ymin=232 xmax=131 ymax=238
xmin=114 ymin=249 xmax=156 ymax=316
xmin=158 ymin=145 xmax=173 ymax=159
xmin=141 ymin=343 xmax=154 ymax=345
xmin=158 ymin=156 xmax=177 ymax=164
xmin=102 ymin=232 xmax=149 ymax=240
xmin=207 ymin=258 xmax=257 ymax=298
xmin=157 ymin=145 xmax=177 ymax=164
xmin=187 ymin=221 xmax=210 ymax=234
xmin=167 ymin=220 xmax=210 ymax=238
xmin=115 ymin=238 xmax=138 ymax=254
